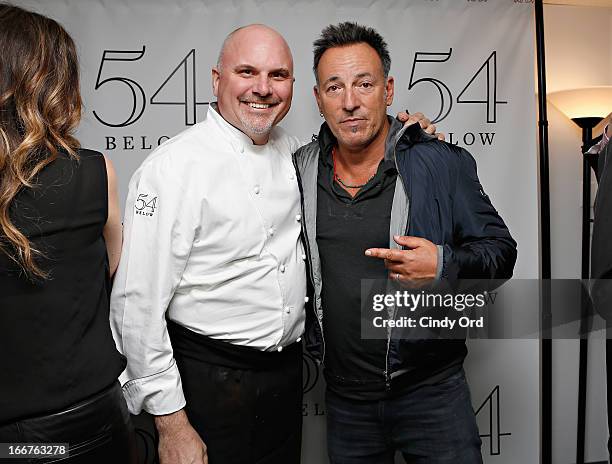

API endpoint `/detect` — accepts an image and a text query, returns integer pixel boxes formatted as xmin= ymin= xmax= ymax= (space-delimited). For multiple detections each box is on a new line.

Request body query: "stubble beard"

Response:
xmin=239 ymin=111 xmax=275 ymax=137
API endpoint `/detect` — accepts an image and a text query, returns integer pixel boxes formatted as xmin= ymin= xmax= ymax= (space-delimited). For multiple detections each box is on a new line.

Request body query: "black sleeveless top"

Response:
xmin=0 ymin=149 xmax=126 ymax=425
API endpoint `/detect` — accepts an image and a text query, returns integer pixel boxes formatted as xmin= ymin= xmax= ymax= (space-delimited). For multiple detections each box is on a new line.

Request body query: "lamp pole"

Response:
xmin=549 ymin=86 xmax=612 ymax=464
xmin=534 ymin=3 xmax=552 ymax=463
xmin=571 ymin=116 xmax=602 ymax=464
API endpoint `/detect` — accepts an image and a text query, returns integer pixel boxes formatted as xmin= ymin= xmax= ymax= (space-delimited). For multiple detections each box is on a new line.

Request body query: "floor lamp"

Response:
xmin=549 ymin=87 xmax=612 ymax=464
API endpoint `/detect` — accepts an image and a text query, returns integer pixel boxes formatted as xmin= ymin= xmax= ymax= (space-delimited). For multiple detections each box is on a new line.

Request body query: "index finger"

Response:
xmin=365 ymin=248 xmax=403 ymax=261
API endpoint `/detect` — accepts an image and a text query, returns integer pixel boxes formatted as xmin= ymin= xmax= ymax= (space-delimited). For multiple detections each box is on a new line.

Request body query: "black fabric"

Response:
xmin=0 ymin=382 xmax=137 ymax=464
xmin=166 ymin=319 xmax=302 ymax=369
xmin=607 ymin=330 xmax=612 ymax=460
xmin=591 ymin=139 xmax=612 ymax=461
xmin=592 ymin=140 xmax=612 ymax=321
xmin=316 ymin=147 xmax=395 ymax=400
xmin=169 ymin=321 xmax=303 ymax=464
xmin=0 ymin=149 xmax=126 ymax=425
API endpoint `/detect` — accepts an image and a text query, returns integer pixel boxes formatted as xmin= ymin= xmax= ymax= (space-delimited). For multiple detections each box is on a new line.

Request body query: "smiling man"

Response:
xmin=293 ymin=22 xmax=517 ymax=463
xmin=111 ymin=25 xmax=305 ymax=464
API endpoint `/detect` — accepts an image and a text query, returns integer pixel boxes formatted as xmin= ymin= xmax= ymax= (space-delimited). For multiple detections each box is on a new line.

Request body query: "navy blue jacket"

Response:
xmin=292 ymin=118 xmax=517 ymax=388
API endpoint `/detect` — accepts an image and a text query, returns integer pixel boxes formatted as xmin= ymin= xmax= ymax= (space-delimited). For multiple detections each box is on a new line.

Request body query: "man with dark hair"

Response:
xmin=312 ymin=22 xmax=391 ymax=83
xmin=294 ymin=22 xmax=517 ymax=463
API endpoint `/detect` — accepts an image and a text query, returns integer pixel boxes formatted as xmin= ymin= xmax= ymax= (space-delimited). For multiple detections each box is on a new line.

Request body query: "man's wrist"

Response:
xmin=154 ymin=409 xmax=190 ymax=434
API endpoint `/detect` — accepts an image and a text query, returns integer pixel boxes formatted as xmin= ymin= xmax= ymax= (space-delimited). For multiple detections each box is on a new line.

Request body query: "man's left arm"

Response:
xmin=440 ymin=148 xmax=517 ymax=282
xmin=366 ymin=148 xmax=517 ymax=284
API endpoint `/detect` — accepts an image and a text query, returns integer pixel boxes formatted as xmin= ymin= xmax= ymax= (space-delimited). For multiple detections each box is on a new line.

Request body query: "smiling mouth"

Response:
xmin=243 ymin=102 xmax=278 ymax=110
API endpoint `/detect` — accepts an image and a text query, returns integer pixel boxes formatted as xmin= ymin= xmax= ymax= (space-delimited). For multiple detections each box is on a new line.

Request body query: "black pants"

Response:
xmin=169 ymin=320 xmax=303 ymax=464
xmin=0 ymin=382 xmax=137 ymax=464
xmin=607 ymin=335 xmax=612 ymax=461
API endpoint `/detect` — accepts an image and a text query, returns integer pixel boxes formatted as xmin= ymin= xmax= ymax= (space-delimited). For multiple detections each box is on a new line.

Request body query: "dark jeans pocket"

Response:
xmin=430 ymin=368 xmax=467 ymax=393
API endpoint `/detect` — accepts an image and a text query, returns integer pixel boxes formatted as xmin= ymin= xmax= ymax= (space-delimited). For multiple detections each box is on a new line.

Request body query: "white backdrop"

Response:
xmin=16 ymin=1 xmax=540 ymax=462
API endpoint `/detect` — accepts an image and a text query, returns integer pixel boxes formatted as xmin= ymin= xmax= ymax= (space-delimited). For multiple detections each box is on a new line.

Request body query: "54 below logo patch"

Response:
xmin=135 ymin=193 xmax=157 ymax=217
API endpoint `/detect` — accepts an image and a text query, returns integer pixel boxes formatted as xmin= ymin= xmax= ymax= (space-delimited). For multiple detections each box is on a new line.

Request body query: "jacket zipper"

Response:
xmin=291 ymin=153 xmax=326 ymax=364
xmin=384 ymin=130 xmax=412 ymax=391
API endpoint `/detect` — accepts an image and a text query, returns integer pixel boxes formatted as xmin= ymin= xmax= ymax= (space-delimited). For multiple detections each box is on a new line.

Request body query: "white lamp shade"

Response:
xmin=548 ymin=86 xmax=612 ymax=120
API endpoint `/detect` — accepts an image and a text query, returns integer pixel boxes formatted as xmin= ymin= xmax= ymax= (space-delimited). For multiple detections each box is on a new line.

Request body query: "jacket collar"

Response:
xmin=317 ymin=115 xmax=436 ymax=164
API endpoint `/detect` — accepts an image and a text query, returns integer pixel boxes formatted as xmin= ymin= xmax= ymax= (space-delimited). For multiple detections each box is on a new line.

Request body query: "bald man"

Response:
xmin=110 ymin=24 xmax=435 ymax=464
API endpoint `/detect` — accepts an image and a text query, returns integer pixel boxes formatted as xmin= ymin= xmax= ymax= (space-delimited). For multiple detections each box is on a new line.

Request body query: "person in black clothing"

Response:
xmin=293 ymin=22 xmax=516 ymax=463
xmin=591 ymin=122 xmax=612 ymax=321
xmin=590 ymin=120 xmax=612 ymax=462
xmin=0 ymin=4 xmax=136 ymax=463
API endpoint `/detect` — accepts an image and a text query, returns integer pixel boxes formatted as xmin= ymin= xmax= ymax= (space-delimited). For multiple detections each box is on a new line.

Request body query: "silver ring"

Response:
xmin=394 ymin=273 xmax=400 ymax=281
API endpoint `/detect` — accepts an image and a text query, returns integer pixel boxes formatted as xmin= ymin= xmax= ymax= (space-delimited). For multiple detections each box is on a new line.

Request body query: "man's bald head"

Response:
xmin=216 ymin=24 xmax=293 ymax=73
xmin=211 ymin=23 xmax=295 ymax=145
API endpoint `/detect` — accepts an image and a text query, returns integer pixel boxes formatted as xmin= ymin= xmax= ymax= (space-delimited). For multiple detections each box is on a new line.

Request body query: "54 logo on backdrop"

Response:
xmin=94 ymin=46 xmax=506 ymax=151
xmin=94 ymin=47 xmax=208 ymax=128
xmin=405 ymin=48 xmax=506 ymax=148
xmin=94 ymin=46 xmax=210 ymax=152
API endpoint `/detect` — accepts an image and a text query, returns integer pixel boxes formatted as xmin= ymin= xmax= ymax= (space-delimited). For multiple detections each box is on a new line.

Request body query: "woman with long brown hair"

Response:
xmin=0 ymin=4 xmax=136 ymax=463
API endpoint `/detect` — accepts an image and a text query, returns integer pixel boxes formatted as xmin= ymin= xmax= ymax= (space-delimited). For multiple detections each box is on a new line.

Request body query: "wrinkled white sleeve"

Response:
xmin=110 ymin=154 xmax=199 ymax=416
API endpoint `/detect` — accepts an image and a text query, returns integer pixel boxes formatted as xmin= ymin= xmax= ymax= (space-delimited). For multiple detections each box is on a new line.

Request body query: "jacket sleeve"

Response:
xmin=590 ymin=140 xmax=612 ymax=321
xmin=110 ymin=154 xmax=199 ymax=415
xmin=441 ymin=148 xmax=517 ymax=282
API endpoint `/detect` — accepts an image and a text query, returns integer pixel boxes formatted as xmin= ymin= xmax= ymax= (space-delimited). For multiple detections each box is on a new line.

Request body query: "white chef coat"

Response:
xmin=110 ymin=105 xmax=307 ymax=415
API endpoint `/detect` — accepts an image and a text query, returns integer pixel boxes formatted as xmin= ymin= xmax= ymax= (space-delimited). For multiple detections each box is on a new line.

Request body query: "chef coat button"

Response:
xmin=277 ymin=346 xmax=283 ymax=352
xmin=268 ymin=227 xmax=275 ymax=236
xmin=295 ymin=214 xmax=301 ymax=222
xmin=304 ymin=296 xmax=309 ymax=303
xmin=254 ymin=185 xmax=260 ymax=194
xmin=301 ymin=254 xmax=306 ymax=260
xmin=289 ymin=174 xmax=295 ymax=180
xmin=280 ymin=265 xmax=286 ymax=273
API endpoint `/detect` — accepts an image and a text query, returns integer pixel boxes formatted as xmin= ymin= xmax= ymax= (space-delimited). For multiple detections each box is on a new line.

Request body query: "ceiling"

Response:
xmin=543 ymin=0 xmax=612 ymax=7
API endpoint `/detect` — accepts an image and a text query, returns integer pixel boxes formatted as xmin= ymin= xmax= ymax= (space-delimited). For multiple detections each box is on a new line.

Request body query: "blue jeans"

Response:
xmin=326 ymin=369 xmax=483 ymax=464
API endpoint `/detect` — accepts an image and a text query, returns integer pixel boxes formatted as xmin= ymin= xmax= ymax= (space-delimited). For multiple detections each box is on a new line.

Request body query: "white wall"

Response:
xmin=545 ymin=4 xmax=612 ymax=463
